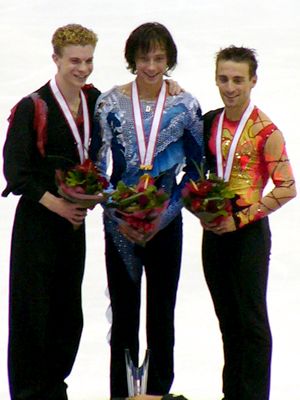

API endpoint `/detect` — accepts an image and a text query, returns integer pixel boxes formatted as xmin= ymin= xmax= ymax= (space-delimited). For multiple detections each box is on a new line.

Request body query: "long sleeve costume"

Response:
xmin=202 ymin=106 xmax=296 ymax=400
xmin=2 ymin=81 xmax=100 ymax=400
xmin=92 ymin=85 xmax=204 ymax=397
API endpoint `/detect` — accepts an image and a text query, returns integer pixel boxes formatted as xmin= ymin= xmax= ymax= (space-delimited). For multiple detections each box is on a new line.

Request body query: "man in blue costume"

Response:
xmin=93 ymin=22 xmax=204 ymax=399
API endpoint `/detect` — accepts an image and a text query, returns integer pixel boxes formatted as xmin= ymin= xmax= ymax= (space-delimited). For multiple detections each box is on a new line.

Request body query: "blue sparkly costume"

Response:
xmin=92 ymin=84 xmax=204 ymax=397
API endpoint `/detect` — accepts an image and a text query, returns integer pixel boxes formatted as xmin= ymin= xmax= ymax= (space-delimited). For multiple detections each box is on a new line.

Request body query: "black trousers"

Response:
xmin=202 ymin=218 xmax=272 ymax=400
xmin=8 ymin=197 xmax=85 ymax=400
xmin=105 ymin=215 xmax=183 ymax=398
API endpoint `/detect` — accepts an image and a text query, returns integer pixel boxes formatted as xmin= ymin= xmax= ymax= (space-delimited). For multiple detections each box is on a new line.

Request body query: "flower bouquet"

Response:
xmin=55 ymin=158 xmax=109 ymax=208
xmin=106 ymin=174 xmax=169 ymax=245
xmin=181 ymin=164 xmax=234 ymax=223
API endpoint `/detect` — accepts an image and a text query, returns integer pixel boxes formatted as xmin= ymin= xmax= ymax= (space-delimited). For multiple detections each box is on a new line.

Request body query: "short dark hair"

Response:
xmin=216 ymin=45 xmax=258 ymax=78
xmin=124 ymin=22 xmax=177 ymax=75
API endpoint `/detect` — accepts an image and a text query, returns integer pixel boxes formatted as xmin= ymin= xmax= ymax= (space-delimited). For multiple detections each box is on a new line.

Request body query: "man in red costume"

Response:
xmin=201 ymin=46 xmax=296 ymax=400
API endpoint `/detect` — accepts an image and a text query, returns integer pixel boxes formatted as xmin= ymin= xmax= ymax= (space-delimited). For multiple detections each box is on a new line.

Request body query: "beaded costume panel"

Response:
xmin=93 ymin=84 xmax=204 ymax=275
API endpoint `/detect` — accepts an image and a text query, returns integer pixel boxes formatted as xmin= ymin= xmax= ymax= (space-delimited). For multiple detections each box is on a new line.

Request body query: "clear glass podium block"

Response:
xmin=125 ymin=348 xmax=150 ymax=396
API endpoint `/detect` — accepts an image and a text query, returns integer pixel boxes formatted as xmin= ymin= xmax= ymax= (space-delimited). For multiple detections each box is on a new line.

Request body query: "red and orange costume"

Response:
xmin=202 ymin=106 xmax=296 ymax=400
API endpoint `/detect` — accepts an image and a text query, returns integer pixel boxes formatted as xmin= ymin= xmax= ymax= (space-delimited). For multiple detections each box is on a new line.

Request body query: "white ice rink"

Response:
xmin=0 ymin=1 xmax=299 ymax=399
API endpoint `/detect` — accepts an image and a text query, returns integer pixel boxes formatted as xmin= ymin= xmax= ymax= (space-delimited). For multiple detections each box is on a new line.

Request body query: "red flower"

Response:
xmin=76 ymin=158 xmax=96 ymax=173
xmin=195 ymin=180 xmax=214 ymax=196
xmin=55 ymin=159 xmax=108 ymax=207
xmin=106 ymin=174 xmax=169 ymax=244
xmin=181 ymin=168 xmax=234 ymax=223
xmin=138 ymin=194 xmax=150 ymax=207
xmin=136 ymin=174 xmax=155 ymax=192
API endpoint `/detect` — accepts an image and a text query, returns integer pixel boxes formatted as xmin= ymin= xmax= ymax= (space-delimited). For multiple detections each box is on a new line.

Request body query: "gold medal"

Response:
xmin=132 ymin=80 xmax=166 ymax=171
xmin=140 ymin=164 xmax=153 ymax=171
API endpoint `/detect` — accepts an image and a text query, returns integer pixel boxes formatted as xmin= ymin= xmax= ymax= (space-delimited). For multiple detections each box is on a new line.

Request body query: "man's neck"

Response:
xmin=224 ymin=101 xmax=251 ymax=121
xmin=55 ymin=75 xmax=81 ymax=105
xmin=135 ymin=79 xmax=163 ymax=101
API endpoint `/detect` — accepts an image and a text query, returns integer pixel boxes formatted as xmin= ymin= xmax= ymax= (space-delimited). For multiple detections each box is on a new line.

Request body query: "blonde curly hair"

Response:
xmin=52 ymin=24 xmax=98 ymax=56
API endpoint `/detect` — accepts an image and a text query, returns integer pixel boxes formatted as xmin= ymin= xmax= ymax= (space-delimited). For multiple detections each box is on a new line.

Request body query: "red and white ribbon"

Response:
xmin=50 ymin=78 xmax=90 ymax=163
xmin=132 ymin=80 xmax=167 ymax=170
xmin=216 ymin=102 xmax=254 ymax=182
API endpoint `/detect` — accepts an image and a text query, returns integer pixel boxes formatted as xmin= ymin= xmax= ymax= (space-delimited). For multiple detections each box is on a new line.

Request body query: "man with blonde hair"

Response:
xmin=2 ymin=24 xmax=100 ymax=400
xmin=2 ymin=22 xmax=184 ymax=400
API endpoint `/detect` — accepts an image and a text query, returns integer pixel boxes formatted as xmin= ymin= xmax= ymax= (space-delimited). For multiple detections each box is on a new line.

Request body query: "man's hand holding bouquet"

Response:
xmin=106 ymin=174 xmax=169 ymax=246
xmin=55 ymin=158 xmax=109 ymax=229
xmin=55 ymin=158 xmax=109 ymax=208
xmin=181 ymin=163 xmax=235 ymax=233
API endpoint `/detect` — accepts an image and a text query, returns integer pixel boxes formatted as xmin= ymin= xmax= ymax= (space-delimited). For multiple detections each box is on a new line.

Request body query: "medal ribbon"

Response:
xmin=216 ymin=102 xmax=254 ymax=182
xmin=50 ymin=78 xmax=90 ymax=163
xmin=132 ymin=80 xmax=167 ymax=170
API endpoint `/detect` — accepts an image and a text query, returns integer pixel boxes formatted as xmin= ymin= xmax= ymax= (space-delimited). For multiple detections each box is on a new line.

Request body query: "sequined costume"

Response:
xmin=92 ymin=85 xmax=204 ymax=397
xmin=2 ymin=82 xmax=100 ymax=400
xmin=207 ymin=106 xmax=295 ymax=226
xmin=202 ymin=107 xmax=296 ymax=400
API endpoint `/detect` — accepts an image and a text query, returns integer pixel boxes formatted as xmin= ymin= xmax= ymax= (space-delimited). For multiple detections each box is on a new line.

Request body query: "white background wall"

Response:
xmin=0 ymin=1 xmax=299 ymax=399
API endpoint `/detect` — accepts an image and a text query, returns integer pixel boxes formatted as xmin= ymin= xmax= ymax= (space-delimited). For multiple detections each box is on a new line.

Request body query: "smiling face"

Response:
xmin=52 ymin=44 xmax=94 ymax=91
xmin=216 ymin=60 xmax=257 ymax=120
xmin=135 ymin=45 xmax=168 ymax=89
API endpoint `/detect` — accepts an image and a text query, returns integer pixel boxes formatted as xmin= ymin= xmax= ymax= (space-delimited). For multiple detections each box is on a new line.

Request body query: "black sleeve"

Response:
xmin=202 ymin=108 xmax=223 ymax=173
xmin=86 ymin=86 xmax=102 ymax=163
xmin=2 ymin=97 xmax=46 ymax=201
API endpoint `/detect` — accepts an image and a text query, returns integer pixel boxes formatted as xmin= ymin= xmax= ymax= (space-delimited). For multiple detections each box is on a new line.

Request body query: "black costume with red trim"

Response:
xmin=2 ymin=82 xmax=100 ymax=400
